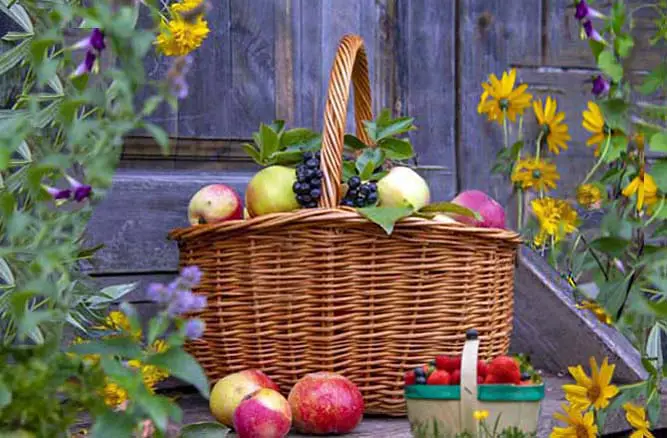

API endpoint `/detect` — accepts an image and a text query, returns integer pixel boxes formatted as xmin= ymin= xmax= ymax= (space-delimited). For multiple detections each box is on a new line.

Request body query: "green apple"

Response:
xmin=245 ymin=165 xmax=300 ymax=217
xmin=377 ymin=166 xmax=430 ymax=210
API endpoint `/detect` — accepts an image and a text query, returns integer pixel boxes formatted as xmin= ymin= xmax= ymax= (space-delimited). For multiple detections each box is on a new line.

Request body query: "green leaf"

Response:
xmin=242 ymin=143 xmax=262 ymax=164
xmin=0 ymin=378 xmax=11 ymax=409
xmin=596 ymin=277 xmax=630 ymax=318
xmin=646 ymin=324 xmax=663 ymax=372
xmin=355 ymin=149 xmax=384 ymax=178
xmin=259 ymin=123 xmax=280 ymax=162
xmin=144 ymin=122 xmax=169 ymax=154
xmin=375 ymin=116 xmax=415 ymax=140
xmin=267 ymin=120 xmax=285 ymax=134
xmin=604 ymin=135 xmax=628 ymax=162
xmin=90 ymin=411 xmax=137 ymax=438
xmin=598 ymin=99 xmax=629 ymax=132
xmin=0 ymin=257 xmax=14 ymax=285
xmin=589 ymin=40 xmax=605 ymax=62
xmin=344 ymin=134 xmax=368 ymax=151
xmin=69 ymin=336 xmax=143 ymax=358
xmin=598 ymin=51 xmax=623 ymax=83
xmin=147 ymin=313 xmax=169 ymax=345
xmin=179 ymin=422 xmax=231 ymax=438
xmin=649 ymin=131 xmax=667 ymax=153
xmin=142 ymin=95 xmax=164 ymax=116
xmin=614 ymin=34 xmax=634 ymax=58
xmin=419 ymin=202 xmax=481 ymax=220
xmin=135 ymin=392 xmax=177 ymax=432
xmin=146 ymin=349 xmax=211 ymax=398
xmin=88 ymin=282 xmax=138 ymax=307
xmin=280 ymin=128 xmax=319 ymax=149
xmin=611 ymin=1 xmax=626 ymax=34
xmin=0 ymin=38 xmax=30 ymax=76
xmin=15 ymin=140 xmax=31 ymax=161
xmin=342 ymin=161 xmax=357 ymax=181
xmin=0 ymin=0 xmax=34 ymax=33
xmin=589 ymin=237 xmax=629 ymax=257
xmin=47 ymin=75 xmax=63 ymax=95
xmin=356 ymin=205 xmax=414 ymax=234
xmin=638 ymin=64 xmax=667 ymax=95
xmin=652 ymin=159 xmax=667 ymax=193
xmin=379 ymin=138 xmax=414 ymax=160
xmin=271 ymin=150 xmax=303 ymax=166
xmin=646 ymin=388 xmax=661 ymax=425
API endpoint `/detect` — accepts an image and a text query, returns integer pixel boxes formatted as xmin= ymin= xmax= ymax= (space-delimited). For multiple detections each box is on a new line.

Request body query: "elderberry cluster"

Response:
xmin=293 ymin=151 xmax=323 ymax=208
xmin=341 ymin=176 xmax=378 ymax=208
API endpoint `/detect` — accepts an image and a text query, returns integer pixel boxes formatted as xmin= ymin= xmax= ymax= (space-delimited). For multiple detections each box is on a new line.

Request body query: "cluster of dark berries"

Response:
xmin=341 ymin=176 xmax=378 ymax=208
xmin=293 ymin=151 xmax=323 ymax=208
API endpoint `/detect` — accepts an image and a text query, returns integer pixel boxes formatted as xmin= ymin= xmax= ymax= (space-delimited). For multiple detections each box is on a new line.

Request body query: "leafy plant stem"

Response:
xmin=534 ymin=131 xmax=544 ymax=162
xmin=502 ymin=110 xmax=509 ymax=150
xmin=582 ymin=134 xmax=612 ymax=185
xmin=579 ymin=234 xmax=610 ymax=281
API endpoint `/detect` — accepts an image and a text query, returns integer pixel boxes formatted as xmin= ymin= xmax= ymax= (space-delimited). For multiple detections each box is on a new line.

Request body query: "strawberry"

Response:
xmin=477 ymin=360 xmax=489 ymax=379
xmin=404 ymin=370 xmax=416 ymax=385
xmin=477 ymin=375 xmax=485 ymax=384
xmin=487 ymin=356 xmax=521 ymax=384
xmin=484 ymin=374 xmax=502 ymax=384
xmin=450 ymin=369 xmax=461 ymax=385
xmin=435 ymin=355 xmax=461 ymax=373
xmin=426 ymin=369 xmax=451 ymax=385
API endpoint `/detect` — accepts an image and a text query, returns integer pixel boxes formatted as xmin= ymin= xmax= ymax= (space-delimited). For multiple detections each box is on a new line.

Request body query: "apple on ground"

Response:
xmin=188 ymin=184 xmax=243 ymax=225
xmin=209 ymin=369 xmax=280 ymax=428
xmin=245 ymin=166 xmax=300 ymax=217
xmin=233 ymin=388 xmax=292 ymax=438
xmin=288 ymin=372 xmax=364 ymax=435
xmin=377 ymin=166 xmax=430 ymax=211
xmin=451 ymin=189 xmax=506 ymax=229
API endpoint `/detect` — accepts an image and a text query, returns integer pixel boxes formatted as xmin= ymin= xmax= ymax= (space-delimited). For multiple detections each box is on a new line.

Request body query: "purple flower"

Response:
xmin=591 ymin=75 xmax=610 ymax=96
xmin=167 ymin=289 xmax=206 ymax=316
xmin=42 ymin=184 xmax=71 ymax=200
xmin=73 ymin=28 xmax=106 ymax=53
xmin=582 ymin=20 xmax=604 ymax=43
xmin=147 ymin=282 xmax=176 ymax=304
xmin=179 ymin=266 xmax=202 ymax=288
xmin=65 ymin=175 xmax=92 ymax=202
xmin=184 ymin=318 xmax=205 ymax=339
xmin=72 ymin=51 xmax=97 ymax=77
xmin=166 ymin=56 xmax=193 ymax=100
xmin=575 ymin=1 xmax=604 ymax=21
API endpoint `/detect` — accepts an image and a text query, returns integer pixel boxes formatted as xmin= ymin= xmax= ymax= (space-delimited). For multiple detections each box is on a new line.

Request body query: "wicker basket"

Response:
xmin=169 ymin=34 xmax=521 ymax=415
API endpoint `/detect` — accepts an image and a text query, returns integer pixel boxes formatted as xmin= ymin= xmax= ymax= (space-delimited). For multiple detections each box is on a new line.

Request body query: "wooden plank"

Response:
xmin=399 ymin=0 xmax=457 ymax=201
xmin=122 ymin=136 xmax=253 ymax=163
xmin=292 ymin=0 xmax=323 ymax=130
xmin=84 ymin=169 xmax=253 ymax=274
xmin=544 ymin=0 xmax=667 ymax=70
xmin=223 ymin=0 xmax=277 ymax=138
xmin=457 ymin=0 xmax=542 ymax=201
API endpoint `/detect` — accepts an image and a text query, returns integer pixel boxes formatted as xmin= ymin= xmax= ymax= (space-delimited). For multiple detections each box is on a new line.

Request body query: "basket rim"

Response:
xmin=169 ymin=206 xmax=522 ymax=244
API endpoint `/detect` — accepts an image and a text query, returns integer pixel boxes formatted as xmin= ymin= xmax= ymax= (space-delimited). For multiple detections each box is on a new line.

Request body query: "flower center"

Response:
xmin=587 ymin=384 xmax=601 ymax=402
xmin=576 ymin=425 xmax=590 ymax=438
xmin=532 ymin=170 xmax=542 ymax=179
xmin=499 ymin=98 xmax=509 ymax=110
xmin=541 ymin=124 xmax=551 ymax=136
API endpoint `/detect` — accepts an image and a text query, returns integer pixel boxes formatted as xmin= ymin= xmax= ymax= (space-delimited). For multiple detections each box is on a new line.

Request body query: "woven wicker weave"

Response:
xmin=169 ymin=34 xmax=521 ymax=415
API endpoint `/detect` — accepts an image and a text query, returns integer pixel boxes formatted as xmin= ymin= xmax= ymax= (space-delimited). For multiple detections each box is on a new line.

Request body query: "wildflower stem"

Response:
xmin=502 ymin=110 xmax=509 ymax=150
xmin=579 ymin=234 xmax=609 ymax=281
xmin=645 ymin=197 xmax=665 ymax=226
xmin=534 ymin=132 xmax=544 ymax=162
xmin=517 ymin=189 xmax=524 ymax=229
xmin=582 ymin=134 xmax=612 ymax=185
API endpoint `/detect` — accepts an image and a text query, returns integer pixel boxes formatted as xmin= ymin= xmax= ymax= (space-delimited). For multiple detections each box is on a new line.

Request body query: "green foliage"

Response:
xmin=0 ymin=0 xmax=212 ymax=435
xmin=242 ymin=121 xmax=321 ymax=166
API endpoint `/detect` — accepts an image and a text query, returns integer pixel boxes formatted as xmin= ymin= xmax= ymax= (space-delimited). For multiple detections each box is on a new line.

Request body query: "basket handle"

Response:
xmin=460 ymin=329 xmax=481 ymax=434
xmin=319 ymin=34 xmax=373 ymax=209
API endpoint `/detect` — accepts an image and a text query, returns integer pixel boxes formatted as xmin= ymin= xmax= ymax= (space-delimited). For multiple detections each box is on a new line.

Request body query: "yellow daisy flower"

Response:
xmin=577 ymin=184 xmax=603 ymax=208
xmin=478 ymin=68 xmax=532 ymax=124
xmin=582 ymin=101 xmax=608 ymax=156
xmin=622 ymin=169 xmax=659 ymax=212
xmin=550 ymin=403 xmax=598 ymax=438
xmin=563 ymin=357 xmax=619 ymax=411
xmin=170 ymin=0 xmax=203 ymax=13
xmin=576 ymin=300 xmax=613 ymax=325
xmin=511 ymin=156 xmax=560 ymax=192
xmin=98 ymin=310 xmax=142 ymax=340
xmin=623 ymin=403 xmax=655 ymax=438
xmin=155 ymin=14 xmax=210 ymax=57
xmin=533 ymin=97 xmax=571 ymax=154
xmin=102 ymin=381 xmax=128 ymax=407
xmin=531 ymin=198 xmax=578 ymax=246
xmin=473 ymin=410 xmax=490 ymax=421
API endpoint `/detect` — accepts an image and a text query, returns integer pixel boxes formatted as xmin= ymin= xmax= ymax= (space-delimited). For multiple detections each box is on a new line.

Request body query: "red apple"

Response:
xmin=209 ymin=370 xmax=280 ymax=428
xmin=288 ymin=372 xmax=364 ymax=435
xmin=245 ymin=166 xmax=299 ymax=217
xmin=451 ymin=190 xmax=505 ymax=229
xmin=233 ymin=388 xmax=292 ymax=438
xmin=188 ymin=184 xmax=243 ymax=225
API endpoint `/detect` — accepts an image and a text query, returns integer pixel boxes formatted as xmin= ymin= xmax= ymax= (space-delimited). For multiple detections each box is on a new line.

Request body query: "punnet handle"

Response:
xmin=460 ymin=329 xmax=480 ymax=434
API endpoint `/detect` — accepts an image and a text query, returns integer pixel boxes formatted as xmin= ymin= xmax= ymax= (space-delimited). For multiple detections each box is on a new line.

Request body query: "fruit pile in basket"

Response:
xmin=405 ymin=354 xmax=543 ymax=386
xmin=185 ymin=111 xmax=507 ymax=233
xmin=203 ymin=369 xmax=364 ymax=438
